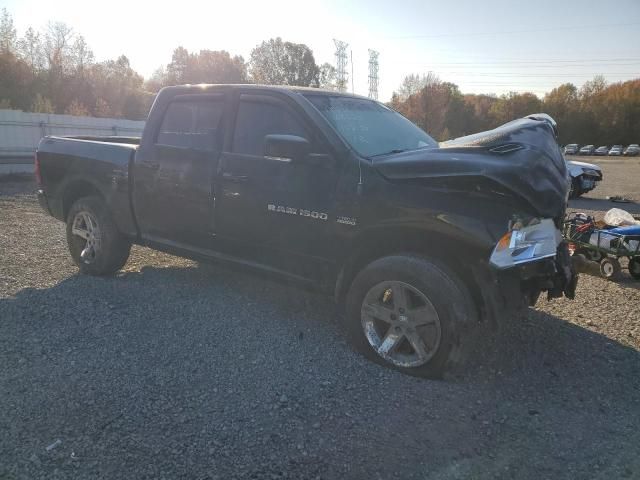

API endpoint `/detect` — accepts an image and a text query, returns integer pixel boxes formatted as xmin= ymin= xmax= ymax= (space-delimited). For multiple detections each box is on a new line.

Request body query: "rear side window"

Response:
xmin=232 ymin=96 xmax=307 ymax=156
xmin=157 ymin=99 xmax=224 ymax=151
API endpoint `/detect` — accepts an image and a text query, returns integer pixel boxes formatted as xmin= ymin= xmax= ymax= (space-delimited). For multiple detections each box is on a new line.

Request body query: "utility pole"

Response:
xmin=333 ymin=39 xmax=349 ymax=93
xmin=351 ymin=50 xmax=354 ymax=94
xmin=368 ymin=49 xmax=379 ymax=100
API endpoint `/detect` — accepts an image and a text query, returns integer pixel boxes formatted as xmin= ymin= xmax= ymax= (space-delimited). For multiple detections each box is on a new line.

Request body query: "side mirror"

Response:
xmin=264 ymin=134 xmax=311 ymax=163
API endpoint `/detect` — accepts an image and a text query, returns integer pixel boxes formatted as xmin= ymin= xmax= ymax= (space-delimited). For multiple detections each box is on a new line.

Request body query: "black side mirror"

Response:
xmin=264 ymin=134 xmax=311 ymax=163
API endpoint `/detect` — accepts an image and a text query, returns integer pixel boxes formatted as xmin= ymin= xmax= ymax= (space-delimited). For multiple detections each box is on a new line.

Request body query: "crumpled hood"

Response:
xmin=567 ymin=160 xmax=601 ymax=170
xmin=373 ymin=115 xmax=569 ymax=219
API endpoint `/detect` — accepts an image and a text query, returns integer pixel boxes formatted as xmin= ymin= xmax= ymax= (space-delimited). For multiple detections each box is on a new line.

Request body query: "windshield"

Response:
xmin=303 ymin=94 xmax=437 ymax=158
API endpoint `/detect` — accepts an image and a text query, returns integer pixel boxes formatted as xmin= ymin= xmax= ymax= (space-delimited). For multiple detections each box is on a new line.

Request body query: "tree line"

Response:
xmin=390 ymin=73 xmax=640 ymax=145
xmin=1 ymin=8 xmax=638 ymax=145
xmin=0 ymin=9 xmax=336 ymax=120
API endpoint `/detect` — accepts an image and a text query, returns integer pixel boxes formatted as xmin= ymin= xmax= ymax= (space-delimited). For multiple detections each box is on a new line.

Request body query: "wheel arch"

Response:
xmin=61 ymin=179 xmax=105 ymax=221
xmin=334 ymin=225 xmax=489 ymax=315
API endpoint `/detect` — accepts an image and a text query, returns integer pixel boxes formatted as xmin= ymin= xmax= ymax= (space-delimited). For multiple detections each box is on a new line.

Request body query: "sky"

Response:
xmin=2 ymin=0 xmax=639 ymax=101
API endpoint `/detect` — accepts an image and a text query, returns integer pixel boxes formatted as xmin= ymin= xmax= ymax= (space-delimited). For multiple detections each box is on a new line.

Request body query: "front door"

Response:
xmin=133 ymin=93 xmax=227 ymax=248
xmin=214 ymin=92 xmax=338 ymax=279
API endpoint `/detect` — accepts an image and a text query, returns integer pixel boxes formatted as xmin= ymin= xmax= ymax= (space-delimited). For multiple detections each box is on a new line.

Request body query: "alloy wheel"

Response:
xmin=71 ymin=211 xmax=101 ymax=264
xmin=361 ymin=281 xmax=442 ymax=368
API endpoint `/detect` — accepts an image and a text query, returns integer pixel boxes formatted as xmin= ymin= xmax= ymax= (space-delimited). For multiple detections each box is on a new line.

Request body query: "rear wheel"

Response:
xmin=66 ymin=196 xmax=131 ymax=275
xmin=345 ymin=255 xmax=477 ymax=379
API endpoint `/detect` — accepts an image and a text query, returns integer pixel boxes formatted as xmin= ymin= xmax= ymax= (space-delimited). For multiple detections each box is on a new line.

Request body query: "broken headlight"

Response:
xmin=489 ymin=217 xmax=562 ymax=269
xmin=581 ymin=168 xmax=600 ymax=177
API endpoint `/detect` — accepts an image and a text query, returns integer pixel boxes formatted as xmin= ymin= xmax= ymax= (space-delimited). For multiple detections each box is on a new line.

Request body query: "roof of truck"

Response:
xmin=160 ymin=84 xmax=373 ymax=101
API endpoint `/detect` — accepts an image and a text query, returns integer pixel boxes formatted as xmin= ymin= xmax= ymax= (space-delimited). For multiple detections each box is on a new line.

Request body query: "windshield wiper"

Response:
xmin=368 ymin=149 xmax=408 ymax=158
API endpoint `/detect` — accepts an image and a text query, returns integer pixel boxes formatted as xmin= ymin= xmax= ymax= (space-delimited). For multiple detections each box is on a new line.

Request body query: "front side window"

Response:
xmin=304 ymin=94 xmax=437 ymax=158
xmin=157 ymin=99 xmax=224 ymax=151
xmin=232 ymin=96 xmax=307 ymax=156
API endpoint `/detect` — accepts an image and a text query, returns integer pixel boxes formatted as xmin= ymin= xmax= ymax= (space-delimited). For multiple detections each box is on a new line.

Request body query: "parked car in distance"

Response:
xmin=563 ymin=144 xmax=579 ymax=155
xmin=594 ymin=146 xmax=609 ymax=156
xmin=566 ymin=160 xmax=603 ymax=198
xmin=624 ymin=144 xmax=640 ymax=156
xmin=608 ymin=145 xmax=623 ymax=156
xmin=34 ymin=84 xmax=577 ymax=379
xmin=579 ymin=144 xmax=595 ymax=155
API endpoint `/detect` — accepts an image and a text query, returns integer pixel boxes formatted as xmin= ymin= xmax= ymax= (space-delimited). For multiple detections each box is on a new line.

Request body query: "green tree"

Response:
xmin=318 ymin=62 xmax=337 ymax=90
xmin=166 ymin=46 xmax=189 ymax=84
xmin=0 ymin=8 xmax=17 ymax=53
xmin=543 ymin=83 xmax=580 ymax=143
xmin=489 ymin=92 xmax=542 ymax=126
xmin=249 ymin=37 xmax=319 ymax=87
xmin=394 ymin=73 xmax=437 ymax=102
xmin=17 ymin=26 xmax=43 ymax=72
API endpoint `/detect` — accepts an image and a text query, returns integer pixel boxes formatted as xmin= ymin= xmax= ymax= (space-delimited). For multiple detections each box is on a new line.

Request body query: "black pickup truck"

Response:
xmin=36 ymin=85 xmax=576 ymax=378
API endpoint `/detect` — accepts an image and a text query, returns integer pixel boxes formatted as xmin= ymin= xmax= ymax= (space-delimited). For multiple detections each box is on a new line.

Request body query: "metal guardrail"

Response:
xmin=0 ymin=111 xmax=145 ymax=174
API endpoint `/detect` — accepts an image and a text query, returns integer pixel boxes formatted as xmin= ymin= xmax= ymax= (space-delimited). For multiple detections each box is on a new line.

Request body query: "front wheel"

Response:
xmin=66 ymin=196 xmax=131 ymax=275
xmin=345 ymin=255 xmax=477 ymax=379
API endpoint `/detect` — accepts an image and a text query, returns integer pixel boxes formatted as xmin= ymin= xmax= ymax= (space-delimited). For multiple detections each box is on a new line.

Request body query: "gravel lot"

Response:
xmin=1 ymin=161 xmax=639 ymax=479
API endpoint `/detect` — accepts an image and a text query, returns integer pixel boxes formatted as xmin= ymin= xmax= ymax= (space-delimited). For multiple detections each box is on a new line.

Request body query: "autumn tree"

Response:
xmin=65 ymin=99 xmax=89 ymax=116
xmin=0 ymin=49 xmax=32 ymax=109
xmin=31 ymin=93 xmax=54 ymax=113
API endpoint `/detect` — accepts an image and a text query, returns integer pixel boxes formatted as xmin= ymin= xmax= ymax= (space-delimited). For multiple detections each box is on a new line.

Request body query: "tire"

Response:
xmin=629 ymin=258 xmax=640 ymax=280
xmin=599 ymin=257 xmax=622 ymax=281
xmin=345 ymin=254 xmax=478 ymax=379
xmin=569 ymin=177 xmax=582 ymax=199
xmin=66 ymin=196 xmax=131 ymax=275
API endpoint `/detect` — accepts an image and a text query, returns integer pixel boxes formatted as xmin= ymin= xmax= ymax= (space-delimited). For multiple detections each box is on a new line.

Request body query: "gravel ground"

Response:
xmin=1 ymin=172 xmax=639 ymax=480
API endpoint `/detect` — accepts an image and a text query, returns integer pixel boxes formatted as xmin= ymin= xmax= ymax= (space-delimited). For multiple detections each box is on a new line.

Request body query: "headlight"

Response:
xmin=582 ymin=168 xmax=600 ymax=176
xmin=489 ymin=218 xmax=562 ymax=269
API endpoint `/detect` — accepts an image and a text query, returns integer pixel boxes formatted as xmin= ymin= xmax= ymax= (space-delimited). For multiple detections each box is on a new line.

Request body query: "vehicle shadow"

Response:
xmin=1 ymin=263 xmax=639 ymax=479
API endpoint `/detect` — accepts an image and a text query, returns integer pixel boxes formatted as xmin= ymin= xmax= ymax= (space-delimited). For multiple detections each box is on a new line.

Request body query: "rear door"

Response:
xmin=134 ymin=93 xmax=227 ymax=248
xmin=214 ymin=91 xmax=339 ymax=279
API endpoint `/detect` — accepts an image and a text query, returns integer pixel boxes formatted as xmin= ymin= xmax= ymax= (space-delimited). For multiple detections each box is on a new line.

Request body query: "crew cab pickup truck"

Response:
xmin=36 ymin=85 xmax=576 ymax=378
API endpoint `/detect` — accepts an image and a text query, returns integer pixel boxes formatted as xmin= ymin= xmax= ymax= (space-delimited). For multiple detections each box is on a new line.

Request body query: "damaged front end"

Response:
xmin=489 ymin=215 xmax=577 ymax=300
xmin=374 ymin=113 xmax=578 ymax=318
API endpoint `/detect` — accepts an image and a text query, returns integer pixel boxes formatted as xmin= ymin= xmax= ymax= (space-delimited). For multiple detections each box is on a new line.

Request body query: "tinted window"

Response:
xmin=157 ymin=99 xmax=224 ymax=151
xmin=232 ymin=97 xmax=307 ymax=156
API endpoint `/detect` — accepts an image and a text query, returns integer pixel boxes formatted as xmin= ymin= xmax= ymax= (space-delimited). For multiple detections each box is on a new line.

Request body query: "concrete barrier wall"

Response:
xmin=0 ymin=109 xmax=145 ymax=175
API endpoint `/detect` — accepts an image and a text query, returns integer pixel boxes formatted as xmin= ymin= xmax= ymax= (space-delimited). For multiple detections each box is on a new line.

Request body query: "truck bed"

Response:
xmin=36 ymin=135 xmax=139 ymax=237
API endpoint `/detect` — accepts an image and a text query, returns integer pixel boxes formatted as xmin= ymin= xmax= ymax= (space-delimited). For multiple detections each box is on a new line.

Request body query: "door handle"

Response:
xmin=222 ymin=172 xmax=249 ymax=183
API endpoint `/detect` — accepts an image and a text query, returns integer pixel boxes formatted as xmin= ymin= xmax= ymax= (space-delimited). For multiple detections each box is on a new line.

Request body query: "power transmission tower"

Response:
xmin=368 ymin=49 xmax=379 ymax=100
xmin=333 ymin=39 xmax=349 ymax=93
